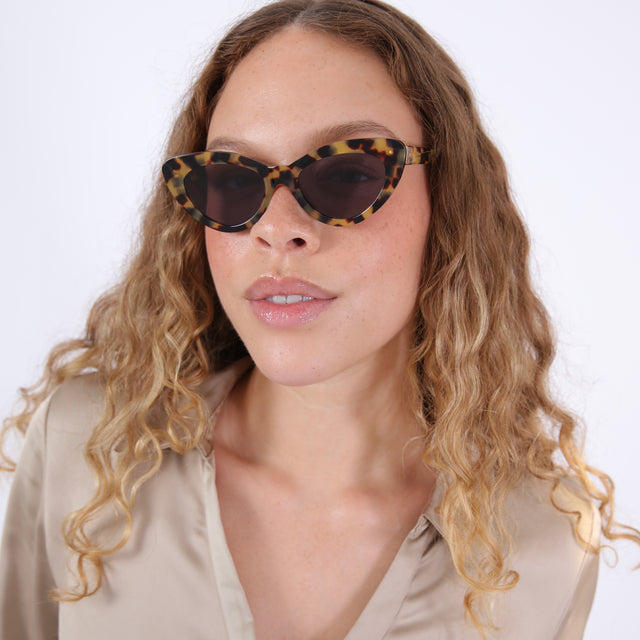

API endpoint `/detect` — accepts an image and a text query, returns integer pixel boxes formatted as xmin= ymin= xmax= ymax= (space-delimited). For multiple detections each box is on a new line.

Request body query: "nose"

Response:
xmin=250 ymin=185 xmax=321 ymax=254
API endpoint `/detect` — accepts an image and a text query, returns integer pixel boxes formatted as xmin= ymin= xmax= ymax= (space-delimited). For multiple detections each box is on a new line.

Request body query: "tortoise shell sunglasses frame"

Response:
xmin=162 ymin=138 xmax=435 ymax=232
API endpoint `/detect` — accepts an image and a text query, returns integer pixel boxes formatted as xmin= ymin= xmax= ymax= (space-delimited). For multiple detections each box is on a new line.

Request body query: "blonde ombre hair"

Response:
xmin=2 ymin=0 xmax=638 ymax=635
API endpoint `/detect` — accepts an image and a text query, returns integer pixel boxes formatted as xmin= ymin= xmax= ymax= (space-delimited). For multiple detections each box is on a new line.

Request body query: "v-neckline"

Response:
xmin=202 ymin=448 xmax=438 ymax=640
xmin=194 ymin=359 xmax=443 ymax=640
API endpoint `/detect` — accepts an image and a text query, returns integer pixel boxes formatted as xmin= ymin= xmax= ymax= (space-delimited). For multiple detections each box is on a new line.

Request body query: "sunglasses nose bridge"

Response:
xmin=266 ymin=165 xmax=296 ymax=187
xmin=262 ymin=165 xmax=299 ymax=206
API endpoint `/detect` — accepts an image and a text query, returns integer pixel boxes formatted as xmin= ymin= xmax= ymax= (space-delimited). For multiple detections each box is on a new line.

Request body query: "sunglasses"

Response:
xmin=162 ymin=137 xmax=434 ymax=232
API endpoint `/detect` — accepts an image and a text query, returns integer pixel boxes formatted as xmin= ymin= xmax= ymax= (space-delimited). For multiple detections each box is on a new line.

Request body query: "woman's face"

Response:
xmin=205 ymin=27 xmax=431 ymax=387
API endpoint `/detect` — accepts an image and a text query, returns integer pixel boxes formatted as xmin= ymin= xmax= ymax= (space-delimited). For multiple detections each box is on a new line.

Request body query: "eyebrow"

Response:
xmin=312 ymin=121 xmax=399 ymax=145
xmin=205 ymin=120 xmax=400 ymax=156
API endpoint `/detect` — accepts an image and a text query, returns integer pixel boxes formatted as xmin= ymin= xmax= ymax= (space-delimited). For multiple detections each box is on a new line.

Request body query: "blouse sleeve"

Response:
xmin=0 ymin=396 xmax=59 ymax=640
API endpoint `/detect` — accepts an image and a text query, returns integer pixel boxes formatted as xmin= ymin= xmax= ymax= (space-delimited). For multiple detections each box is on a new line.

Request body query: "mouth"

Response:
xmin=265 ymin=294 xmax=315 ymax=305
xmin=246 ymin=276 xmax=335 ymax=302
xmin=246 ymin=277 xmax=336 ymax=328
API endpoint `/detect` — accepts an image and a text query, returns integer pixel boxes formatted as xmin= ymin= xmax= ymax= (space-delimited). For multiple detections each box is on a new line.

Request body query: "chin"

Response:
xmin=244 ymin=335 xmax=406 ymax=390
xmin=232 ymin=314 xmax=415 ymax=390
xmin=249 ymin=350 xmax=339 ymax=388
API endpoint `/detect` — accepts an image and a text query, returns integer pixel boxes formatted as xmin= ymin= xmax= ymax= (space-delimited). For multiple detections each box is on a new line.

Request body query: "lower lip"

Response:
xmin=249 ymin=298 xmax=334 ymax=328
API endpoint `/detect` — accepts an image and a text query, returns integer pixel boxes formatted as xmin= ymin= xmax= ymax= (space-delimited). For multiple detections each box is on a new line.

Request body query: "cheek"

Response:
xmin=204 ymin=229 xmax=220 ymax=276
xmin=203 ymin=229 xmax=247 ymax=316
xmin=359 ymin=180 xmax=430 ymax=287
xmin=344 ymin=199 xmax=430 ymax=337
xmin=205 ymin=229 xmax=238 ymax=284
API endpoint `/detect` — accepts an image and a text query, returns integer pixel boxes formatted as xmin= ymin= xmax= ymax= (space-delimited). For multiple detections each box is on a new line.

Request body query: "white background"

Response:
xmin=1 ymin=0 xmax=638 ymax=636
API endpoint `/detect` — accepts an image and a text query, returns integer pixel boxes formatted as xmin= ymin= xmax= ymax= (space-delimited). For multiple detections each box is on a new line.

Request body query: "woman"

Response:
xmin=1 ymin=1 xmax=637 ymax=638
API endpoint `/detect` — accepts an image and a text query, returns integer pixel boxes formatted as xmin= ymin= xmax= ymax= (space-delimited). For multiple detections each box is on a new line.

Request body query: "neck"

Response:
xmin=214 ymin=342 xmax=428 ymax=497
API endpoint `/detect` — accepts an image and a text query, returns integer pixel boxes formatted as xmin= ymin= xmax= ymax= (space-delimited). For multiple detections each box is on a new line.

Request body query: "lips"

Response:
xmin=245 ymin=276 xmax=336 ymax=328
xmin=245 ymin=276 xmax=335 ymax=301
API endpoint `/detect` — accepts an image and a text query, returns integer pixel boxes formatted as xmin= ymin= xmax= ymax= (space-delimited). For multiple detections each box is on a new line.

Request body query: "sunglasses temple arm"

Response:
xmin=405 ymin=145 xmax=435 ymax=165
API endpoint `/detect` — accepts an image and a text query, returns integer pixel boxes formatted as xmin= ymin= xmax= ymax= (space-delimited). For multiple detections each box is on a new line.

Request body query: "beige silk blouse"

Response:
xmin=0 ymin=360 xmax=600 ymax=639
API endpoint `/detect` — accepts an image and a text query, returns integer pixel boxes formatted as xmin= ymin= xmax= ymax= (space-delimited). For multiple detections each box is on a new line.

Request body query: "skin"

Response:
xmin=205 ymin=27 xmax=436 ymax=640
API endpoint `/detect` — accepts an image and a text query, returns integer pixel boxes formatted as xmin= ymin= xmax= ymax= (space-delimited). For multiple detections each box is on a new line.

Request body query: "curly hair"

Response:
xmin=1 ymin=0 xmax=638 ymax=635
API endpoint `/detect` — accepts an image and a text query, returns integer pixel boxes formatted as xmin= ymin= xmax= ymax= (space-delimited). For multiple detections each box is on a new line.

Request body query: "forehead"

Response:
xmin=207 ymin=27 xmax=422 ymax=163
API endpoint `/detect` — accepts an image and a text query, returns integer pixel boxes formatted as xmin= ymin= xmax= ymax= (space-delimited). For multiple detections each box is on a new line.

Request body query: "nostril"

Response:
xmin=292 ymin=237 xmax=306 ymax=247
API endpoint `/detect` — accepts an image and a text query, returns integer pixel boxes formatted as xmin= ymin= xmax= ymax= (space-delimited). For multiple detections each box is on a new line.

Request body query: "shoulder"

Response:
xmin=496 ymin=474 xmax=600 ymax=637
xmin=32 ymin=357 xmax=253 ymax=455
xmin=16 ymin=374 xmax=107 ymax=487
xmin=422 ymin=472 xmax=599 ymax=638
xmin=14 ymin=373 xmax=106 ymax=477
xmin=45 ymin=373 xmax=106 ymax=441
xmin=508 ymin=473 xmax=600 ymax=549
xmin=30 ymin=374 xmax=108 ymax=517
xmin=505 ymin=473 xmax=600 ymax=572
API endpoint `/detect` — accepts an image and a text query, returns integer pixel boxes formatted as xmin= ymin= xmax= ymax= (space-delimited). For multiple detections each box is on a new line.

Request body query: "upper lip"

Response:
xmin=245 ymin=276 xmax=336 ymax=301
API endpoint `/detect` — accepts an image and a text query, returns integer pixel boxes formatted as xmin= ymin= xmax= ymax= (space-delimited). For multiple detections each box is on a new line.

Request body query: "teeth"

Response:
xmin=266 ymin=295 xmax=314 ymax=305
